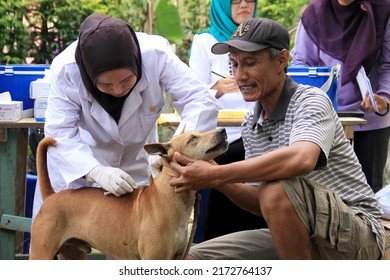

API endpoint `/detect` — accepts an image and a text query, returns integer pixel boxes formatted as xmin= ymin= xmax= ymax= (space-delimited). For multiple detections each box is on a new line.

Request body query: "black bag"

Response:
xmin=27 ymin=128 xmax=45 ymax=175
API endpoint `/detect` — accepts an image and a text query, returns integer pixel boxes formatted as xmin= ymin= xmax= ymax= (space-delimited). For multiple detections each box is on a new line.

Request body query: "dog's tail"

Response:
xmin=36 ymin=137 xmax=57 ymax=200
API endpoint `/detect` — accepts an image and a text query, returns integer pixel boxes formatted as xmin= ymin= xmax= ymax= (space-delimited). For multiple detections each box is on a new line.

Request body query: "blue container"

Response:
xmin=287 ymin=66 xmax=339 ymax=111
xmin=23 ymin=173 xmax=37 ymax=254
xmin=0 ymin=64 xmax=50 ymax=117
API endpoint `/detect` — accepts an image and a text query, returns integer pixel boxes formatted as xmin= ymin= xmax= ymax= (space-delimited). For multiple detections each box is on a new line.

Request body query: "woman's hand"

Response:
xmin=361 ymin=92 xmax=389 ymax=112
xmin=212 ymin=76 xmax=240 ymax=99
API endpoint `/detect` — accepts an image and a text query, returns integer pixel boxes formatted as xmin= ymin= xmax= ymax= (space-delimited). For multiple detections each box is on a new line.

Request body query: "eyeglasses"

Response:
xmin=231 ymin=0 xmax=256 ymax=4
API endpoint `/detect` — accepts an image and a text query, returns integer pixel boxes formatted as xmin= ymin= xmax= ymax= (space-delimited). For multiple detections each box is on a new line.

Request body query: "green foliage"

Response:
xmin=0 ymin=0 xmax=310 ymax=65
xmin=0 ymin=0 xmax=146 ymax=64
xmin=180 ymin=0 xmax=210 ymax=35
xmin=25 ymin=0 xmax=95 ymax=63
xmin=257 ymin=0 xmax=310 ymax=30
xmin=0 ymin=1 xmax=30 ymax=63
xmin=176 ymin=0 xmax=310 ymax=63
xmin=257 ymin=0 xmax=310 ymax=49
xmin=154 ymin=0 xmax=184 ymax=45
xmin=105 ymin=0 xmax=146 ymax=31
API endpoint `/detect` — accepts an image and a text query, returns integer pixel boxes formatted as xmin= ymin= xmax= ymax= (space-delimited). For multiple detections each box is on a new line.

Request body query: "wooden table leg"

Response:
xmin=0 ymin=127 xmax=28 ymax=259
xmin=0 ymin=128 xmax=7 ymax=142
xmin=343 ymin=125 xmax=355 ymax=140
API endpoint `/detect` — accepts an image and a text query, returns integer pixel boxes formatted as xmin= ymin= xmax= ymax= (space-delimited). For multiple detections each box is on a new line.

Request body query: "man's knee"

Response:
xmin=258 ymin=180 xmax=294 ymax=219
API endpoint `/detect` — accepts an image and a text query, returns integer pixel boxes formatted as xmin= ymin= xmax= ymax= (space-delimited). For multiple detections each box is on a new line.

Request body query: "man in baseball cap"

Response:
xmin=211 ymin=18 xmax=290 ymax=54
xmin=170 ymin=17 xmax=384 ymax=260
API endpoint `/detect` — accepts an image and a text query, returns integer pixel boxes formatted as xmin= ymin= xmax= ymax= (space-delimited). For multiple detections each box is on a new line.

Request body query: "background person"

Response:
xmin=189 ymin=0 xmax=265 ymax=241
xmin=32 ymin=13 xmax=218 ymax=219
xmin=290 ymin=0 xmax=390 ymax=193
xmin=170 ymin=18 xmax=385 ymax=260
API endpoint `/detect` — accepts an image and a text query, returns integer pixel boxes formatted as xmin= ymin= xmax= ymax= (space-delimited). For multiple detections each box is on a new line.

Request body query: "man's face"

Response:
xmin=229 ymin=48 xmax=288 ymax=103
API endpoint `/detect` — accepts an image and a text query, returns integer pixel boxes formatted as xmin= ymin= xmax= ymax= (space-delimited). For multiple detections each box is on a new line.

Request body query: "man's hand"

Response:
xmin=86 ymin=165 xmax=137 ymax=196
xmin=169 ymin=152 xmax=219 ymax=192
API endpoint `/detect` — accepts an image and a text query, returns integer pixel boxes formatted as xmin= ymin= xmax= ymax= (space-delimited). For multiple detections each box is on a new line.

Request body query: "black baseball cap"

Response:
xmin=211 ymin=18 xmax=290 ymax=54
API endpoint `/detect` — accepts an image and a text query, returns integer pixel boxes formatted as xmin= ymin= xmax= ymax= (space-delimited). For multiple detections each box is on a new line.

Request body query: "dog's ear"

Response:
xmin=144 ymin=143 xmax=171 ymax=156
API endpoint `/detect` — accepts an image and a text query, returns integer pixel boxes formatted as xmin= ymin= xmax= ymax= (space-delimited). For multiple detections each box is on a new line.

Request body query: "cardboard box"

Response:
xmin=0 ymin=91 xmax=23 ymax=121
xmin=34 ymin=97 xmax=48 ymax=122
xmin=287 ymin=66 xmax=340 ymax=111
xmin=0 ymin=64 xmax=50 ymax=117
xmin=30 ymin=79 xmax=50 ymax=99
xmin=0 ymin=101 xmax=23 ymax=122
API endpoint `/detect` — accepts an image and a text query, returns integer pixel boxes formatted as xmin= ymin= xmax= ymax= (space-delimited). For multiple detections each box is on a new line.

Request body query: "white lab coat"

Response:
xmin=189 ymin=33 xmax=255 ymax=143
xmin=32 ymin=32 xmax=218 ymax=218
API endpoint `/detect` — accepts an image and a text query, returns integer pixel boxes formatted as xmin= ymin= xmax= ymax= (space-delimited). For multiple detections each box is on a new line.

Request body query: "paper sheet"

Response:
xmin=356 ymin=66 xmax=379 ymax=112
xmin=0 ymin=91 xmax=12 ymax=103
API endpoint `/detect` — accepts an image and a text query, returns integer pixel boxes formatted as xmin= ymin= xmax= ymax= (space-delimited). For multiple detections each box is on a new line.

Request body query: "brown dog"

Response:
xmin=29 ymin=128 xmax=228 ymax=260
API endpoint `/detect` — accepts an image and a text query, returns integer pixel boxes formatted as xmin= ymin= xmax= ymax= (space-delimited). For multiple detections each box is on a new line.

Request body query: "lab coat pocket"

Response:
xmin=120 ymin=110 xmax=160 ymax=145
xmin=141 ymin=112 xmax=161 ymax=137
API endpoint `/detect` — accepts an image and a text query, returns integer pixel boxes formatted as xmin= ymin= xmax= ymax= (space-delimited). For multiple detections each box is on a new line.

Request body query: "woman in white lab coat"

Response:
xmin=32 ymin=13 xmax=218 ymax=218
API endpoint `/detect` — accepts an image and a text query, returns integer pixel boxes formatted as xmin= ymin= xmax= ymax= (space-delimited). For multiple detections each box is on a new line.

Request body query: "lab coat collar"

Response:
xmin=117 ymin=69 xmax=148 ymax=127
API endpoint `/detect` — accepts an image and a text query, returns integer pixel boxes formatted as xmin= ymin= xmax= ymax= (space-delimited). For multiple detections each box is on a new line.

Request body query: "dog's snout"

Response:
xmin=217 ymin=128 xmax=227 ymax=138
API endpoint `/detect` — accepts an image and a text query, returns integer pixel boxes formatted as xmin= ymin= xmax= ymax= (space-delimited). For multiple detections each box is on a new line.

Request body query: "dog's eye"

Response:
xmin=187 ymin=135 xmax=197 ymax=144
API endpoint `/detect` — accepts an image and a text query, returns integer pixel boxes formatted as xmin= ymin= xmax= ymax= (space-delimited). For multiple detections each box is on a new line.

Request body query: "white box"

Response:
xmin=0 ymin=91 xmax=23 ymax=121
xmin=0 ymin=101 xmax=23 ymax=121
xmin=34 ymin=97 xmax=48 ymax=122
xmin=30 ymin=79 xmax=50 ymax=99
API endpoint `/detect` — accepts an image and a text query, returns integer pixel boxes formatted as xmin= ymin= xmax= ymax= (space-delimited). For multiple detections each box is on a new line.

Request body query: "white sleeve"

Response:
xmin=189 ymin=34 xmax=213 ymax=85
xmin=45 ymin=56 xmax=100 ymax=184
xmin=158 ymin=36 xmax=218 ymax=132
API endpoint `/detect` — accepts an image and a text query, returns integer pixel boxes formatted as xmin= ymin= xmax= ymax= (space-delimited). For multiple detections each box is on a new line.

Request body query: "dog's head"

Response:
xmin=144 ymin=128 xmax=228 ymax=162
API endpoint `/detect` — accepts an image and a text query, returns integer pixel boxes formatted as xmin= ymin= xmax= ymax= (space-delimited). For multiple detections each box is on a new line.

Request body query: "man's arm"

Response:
xmin=215 ymin=182 xmax=262 ymax=216
xmin=170 ymin=140 xmax=321 ymax=189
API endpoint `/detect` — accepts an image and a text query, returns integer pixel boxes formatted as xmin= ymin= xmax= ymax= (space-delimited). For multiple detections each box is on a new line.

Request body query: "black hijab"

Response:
xmin=301 ymin=0 xmax=390 ymax=85
xmin=75 ymin=13 xmax=142 ymax=122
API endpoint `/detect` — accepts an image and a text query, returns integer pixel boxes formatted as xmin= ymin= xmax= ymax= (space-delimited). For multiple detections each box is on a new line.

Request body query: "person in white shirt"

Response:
xmin=32 ymin=13 xmax=218 ymax=219
xmin=189 ymin=0 xmax=265 ymax=241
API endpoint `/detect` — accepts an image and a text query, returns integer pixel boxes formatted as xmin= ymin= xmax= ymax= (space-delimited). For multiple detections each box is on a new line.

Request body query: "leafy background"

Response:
xmin=0 ymin=0 xmax=310 ymax=64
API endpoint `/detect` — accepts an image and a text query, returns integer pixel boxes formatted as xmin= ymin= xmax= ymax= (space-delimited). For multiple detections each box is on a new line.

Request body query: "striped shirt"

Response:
xmin=241 ymin=77 xmax=385 ymax=253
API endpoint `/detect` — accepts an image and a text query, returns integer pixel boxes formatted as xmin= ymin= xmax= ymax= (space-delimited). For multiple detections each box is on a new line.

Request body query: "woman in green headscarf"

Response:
xmin=189 ymin=0 xmax=264 ymax=242
xmin=208 ymin=0 xmax=257 ymax=42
